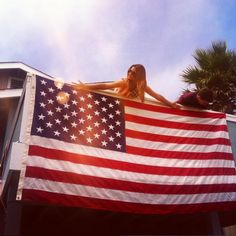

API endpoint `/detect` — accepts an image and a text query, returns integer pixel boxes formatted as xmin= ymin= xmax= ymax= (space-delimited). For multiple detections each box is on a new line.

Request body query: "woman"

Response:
xmin=73 ymin=64 xmax=178 ymax=108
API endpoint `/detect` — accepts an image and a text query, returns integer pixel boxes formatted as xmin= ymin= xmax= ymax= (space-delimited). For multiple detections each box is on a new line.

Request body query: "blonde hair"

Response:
xmin=127 ymin=64 xmax=147 ymax=102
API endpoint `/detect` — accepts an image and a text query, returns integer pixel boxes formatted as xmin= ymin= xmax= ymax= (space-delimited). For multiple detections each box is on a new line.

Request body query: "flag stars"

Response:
xmin=64 ymin=103 xmax=70 ymax=109
xmin=87 ymin=104 xmax=93 ymax=109
xmin=101 ymin=140 xmax=108 ymax=146
xmin=56 ymin=107 xmax=62 ymax=112
xmin=115 ymin=110 xmax=121 ymax=115
xmin=115 ymin=100 xmax=120 ymax=105
xmin=101 ymin=129 xmax=107 ymax=135
xmin=94 ymin=110 xmax=100 ymax=116
xmin=71 ymin=122 xmax=78 ymax=128
xmin=109 ymin=125 xmax=114 ymax=130
xmin=63 ymin=126 xmax=69 ymax=132
xmin=72 ymin=90 xmax=78 ymax=95
xmin=71 ymin=111 xmax=78 ymax=116
xmin=38 ymin=114 xmax=45 ymax=120
xmin=94 ymin=133 xmax=100 ymax=139
xmin=101 ymin=107 xmax=107 ymax=112
xmin=101 ymin=118 xmax=107 ymax=123
xmin=63 ymin=114 xmax=70 ymax=120
xmin=48 ymin=99 xmax=54 ymax=104
xmin=48 ymin=87 xmax=55 ymax=93
xmin=94 ymin=100 xmax=100 ymax=105
xmin=94 ymin=122 xmax=100 ymax=127
xmin=79 ymin=118 xmax=85 ymax=124
xmin=70 ymin=134 xmax=77 ymax=141
xmin=115 ymin=121 xmax=121 ymax=126
xmin=116 ymin=131 xmax=121 ymax=137
xmin=87 ymin=137 xmax=93 ymax=143
xmin=108 ymin=114 xmax=114 ymax=119
xmin=55 ymin=119 xmax=61 ymax=125
xmin=46 ymin=122 xmax=53 ymax=128
xmin=40 ymin=102 xmax=46 ymax=108
xmin=116 ymin=143 xmax=122 ymax=149
xmin=79 ymin=130 xmax=85 ymax=135
xmin=87 ymin=114 xmax=93 ymax=120
xmin=47 ymin=110 xmax=54 ymax=116
xmin=54 ymin=130 xmax=60 ymax=136
xmin=86 ymin=126 xmax=93 ymax=132
xmin=40 ymin=91 xmax=46 ymax=96
xmin=109 ymin=136 xmax=115 ymax=142
xmin=36 ymin=127 xmax=43 ymax=133
xmin=108 ymin=103 xmax=114 ymax=108
xmin=101 ymin=97 xmax=107 ymax=102
xmin=79 ymin=107 xmax=85 ymax=112
xmin=87 ymin=93 xmax=93 ymax=98
xmin=72 ymin=100 xmax=78 ymax=105
xmin=40 ymin=80 xmax=47 ymax=85
xmin=80 ymin=96 xmax=85 ymax=101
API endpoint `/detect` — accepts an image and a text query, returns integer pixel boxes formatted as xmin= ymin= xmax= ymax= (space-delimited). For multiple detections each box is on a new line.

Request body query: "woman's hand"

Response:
xmin=170 ymin=102 xmax=181 ymax=109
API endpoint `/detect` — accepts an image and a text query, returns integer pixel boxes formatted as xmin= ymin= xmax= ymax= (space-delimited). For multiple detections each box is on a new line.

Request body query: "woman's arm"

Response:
xmin=72 ymin=80 xmax=124 ymax=91
xmin=145 ymin=86 xmax=179 ymax=108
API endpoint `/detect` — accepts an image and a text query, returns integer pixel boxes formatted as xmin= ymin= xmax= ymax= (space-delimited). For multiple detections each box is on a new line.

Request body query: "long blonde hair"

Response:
xmin=127 ymin=64 xmax=147 ymax=102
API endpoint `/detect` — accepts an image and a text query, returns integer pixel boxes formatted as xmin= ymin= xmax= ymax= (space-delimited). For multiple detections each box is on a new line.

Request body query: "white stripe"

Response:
xmin=127 ymin=137 xmax=232 ymax=153
xmin=126 ymin=121 xmax=230 ymax=139
xmin=30 ymin=136 xmax=236 ymax=168
xmin=27 ymin=155 xmax=236 ymax=185
xmin=24 ymin=177 xmax=236 ymax=205
xmin=125 ymin=106 xmax=226 ymax=125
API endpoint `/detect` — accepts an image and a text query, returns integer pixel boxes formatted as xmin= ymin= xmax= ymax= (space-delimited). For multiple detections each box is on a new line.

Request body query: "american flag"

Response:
xmin=17 ymin=75 xmax=236 ymax=214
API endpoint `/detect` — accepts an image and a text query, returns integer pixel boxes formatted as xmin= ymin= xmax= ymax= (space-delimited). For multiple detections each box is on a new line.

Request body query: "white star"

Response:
xmin=109 ymin=136 xmax=115 ymax=142
xmin=79 ymin=130 xmax=85 ymax=135
xmin=108 ymin=103 xmax=114 ymax=108
xmin=79 ymin=107 xmax=85 ymax=112
xmin=94 ymin=110 xmax=100 ymax=116
xmin=101 ymin=129 xmax=107 ymax=135
xmin=94 ymin=100 xmax=100 ymax=105
xmin=87 ymin=137 xmax=93 ymax=143
xmin=38 ymin=114 xmax=45 ymax=120
xmin=63 ymin=126 xmax=69 ymax=132
xmin=108 ymin=114 xmax=114 ymax=119
xmin=40 ymin=91 xmax=46 ymax=96
xmin=64 ymin=103 xmax=70 ymax=109
xmin=72 ymin=100 xmax=78 ymax=105
xmin=71 ymin=122 xmax=77 ymax=128
xmin=116 ymin=143 xmax=122 ymax=149
xmin=94 ymin=122 xmax=100 ymax=127
xmin=101 ymin=117 xmax=107 ymax=123
xmin=40 ymin=102 xmax=46 ymax=108
xmin=71 ymin=111 xmax=78 ymax=116
xmin=48 ymin=87 xmax=54 ymax=93
xmin=79 ymin=118 xmax=85 ymax=124
xmin=116 ymin=131 xmax=121 ymax=137
xmin=70 ymin=134 xmax=77 ymax=140
xmin=56 ymin=95 xmax=63 ymax=101
xmin=115 ymin=100 xmax=120 ymax=104
xmin=36 ymin=127 xmax=43 ymax=133
xmin=101 ymin=107 xmax=107 ymax=112
xmin=87 ymin=93 xmax=93 ymax=98
xmin=48 ymin=99 xmax=54 ymax=104
xmin=65 ymin=92 xmax=70 ymax=98
xmin=115 ymin=121 xmax=121 ymax=126
xmin=47 ymin=110 xmax=54 ymax=116
xmin=46 ymin=122 xmax=53 ymax=128
xmin=87 ymin=114 xmax=93 ymax=120
xmin=101 ymin=97 xmax=107 ymax=102
xmin=86 ymin=126 xmax=93 ymax=131
xmin=72 ymin=90 xmax=78 ymax=95
xmin=87 ymin=103 xmax=93 ymax=109
xmin=63 ymin=114 xmax=70 ymax=120
xmin=109 ymin=125 xmax=114 ymax=130
xmin=94 ymin=133 xmax=100 ymax=139
xmin=80 ymin=96 xmax=85 ymax=101
xmin=54 ymin=130 xmax=60 ymax=136
xmin=115 ymin=110 xmax=121 ymax=115
xmin=55 ymin=119 xmax=61 ymax=124
xmin=41 ymin=80 xmax=47 ymax=85
xmin=101 ymin=140 xmax=108 ymax=146
xmin=56 ymin=107 xmax=62 ymax=112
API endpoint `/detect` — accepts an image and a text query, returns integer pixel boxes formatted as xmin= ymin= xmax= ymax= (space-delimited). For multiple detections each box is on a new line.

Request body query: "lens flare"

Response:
xmin=54 ymin=78 xmax=64 ymax=89
xmin=56 ymin=91 xmax=70 ymax=105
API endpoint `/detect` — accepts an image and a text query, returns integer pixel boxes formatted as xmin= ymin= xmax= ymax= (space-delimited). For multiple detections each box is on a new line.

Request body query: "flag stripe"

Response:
xmin=26 ymin=166 xmax=236 ymax=195
xmin=124 ymin=100 xmax=226 ymax=119
xmin=127 ymin=145 xmax=234 ymax=160
xmin=28 ymin=145 xmax=236 ymax=176
xmin=126 ymin=121 xmax=230 ymax=139
xmin=22 ymin=189 xmax=236 ymax=214
xmin=27 ymin=155 xmax=236 ymax=186
xmin=30 ymin=136 xmax=236 ymax=167
xmin=126 ymin=129 xmax=231 ymax=145
xmin=125 ymin=113 xmax=227 ymax=132
xmin=23 ymin=178 xmax=236 ymax=205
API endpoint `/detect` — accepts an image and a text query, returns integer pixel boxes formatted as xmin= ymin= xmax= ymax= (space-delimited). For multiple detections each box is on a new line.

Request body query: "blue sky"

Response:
xmin=1 ymin=0 xmax=236 ymax=100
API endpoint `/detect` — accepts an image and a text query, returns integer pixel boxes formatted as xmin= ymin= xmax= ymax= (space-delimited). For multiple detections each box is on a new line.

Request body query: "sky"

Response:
xmin=0 ymin=0 xmax=236 ymax=101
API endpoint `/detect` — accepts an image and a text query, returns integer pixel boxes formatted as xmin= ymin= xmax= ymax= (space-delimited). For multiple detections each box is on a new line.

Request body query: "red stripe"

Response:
xmin=28 ymin=145 xmax=236 ymax=176
xmin=125 ymin=114 xmax=227 ymax=132
xmin=126 ymin=129 xmax=231 ymax=145
xmin=22 ymin=189 xmax=236 ymax=215
xmin=124 ymin=100 xmax=226 ymax=119
xmin=126 ymin=145 xmax=234 ymax=160
xmin=25 ymin=166 xmax=236 ymax=194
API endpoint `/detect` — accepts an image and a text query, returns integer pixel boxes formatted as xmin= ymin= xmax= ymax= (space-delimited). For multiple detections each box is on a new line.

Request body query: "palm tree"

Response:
xmin=181 ymin=41 xmax=236 ymax=114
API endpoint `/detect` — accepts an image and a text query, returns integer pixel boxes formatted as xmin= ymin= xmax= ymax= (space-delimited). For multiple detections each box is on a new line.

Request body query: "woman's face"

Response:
xmin=128 ymin=66 xmax=137 ymax=80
